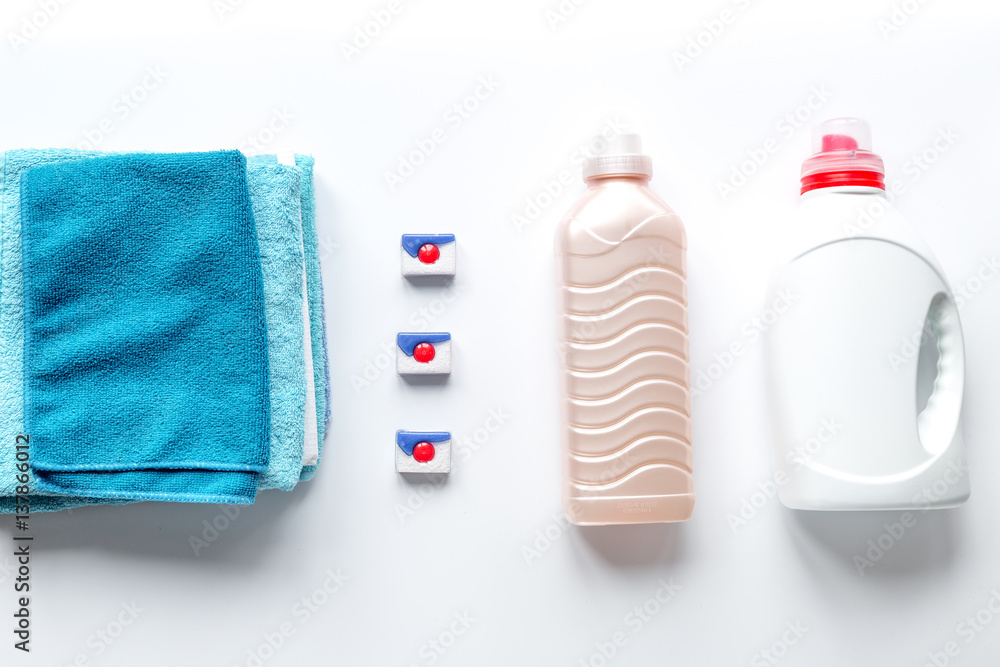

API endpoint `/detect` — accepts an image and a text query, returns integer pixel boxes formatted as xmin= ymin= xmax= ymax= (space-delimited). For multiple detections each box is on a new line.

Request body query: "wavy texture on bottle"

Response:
xmin=566 ymin=435 xmax=693 ymax=484
xmin=563 ymin=378 xmax=690 ymax=427
xmin=562 ymin=294 xmax=687 ymax=342
xmin=556 ymin=180 xmax=693 ymax=525
xmin=564 ymin=350 xmax=689 ymax=398
xmin=563 ymin=267 xmax=686 ymax=314
xmin=561 ymin=323 xmax=688 ymax=371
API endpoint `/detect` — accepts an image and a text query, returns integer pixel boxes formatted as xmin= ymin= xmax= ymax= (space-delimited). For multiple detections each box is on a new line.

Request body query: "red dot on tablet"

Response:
xmin=413 ymin=342 xmax=435 ymax=363
xmin=413 ymin=442 xmax=435 ymax=462
xmin=418 ymin=244 xmax=440 ymax=264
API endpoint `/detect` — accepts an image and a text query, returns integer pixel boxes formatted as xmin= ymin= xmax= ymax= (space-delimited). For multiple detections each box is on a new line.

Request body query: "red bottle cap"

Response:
xmin=801 ymin=118 xmax=885 ymax=194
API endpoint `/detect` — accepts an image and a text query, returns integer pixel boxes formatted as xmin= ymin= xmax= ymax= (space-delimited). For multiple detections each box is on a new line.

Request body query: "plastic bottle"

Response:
xmin=555 ymin=134 xmax=694 ymax=525
xmin=763 ymin=118 xmax=970 ymax=510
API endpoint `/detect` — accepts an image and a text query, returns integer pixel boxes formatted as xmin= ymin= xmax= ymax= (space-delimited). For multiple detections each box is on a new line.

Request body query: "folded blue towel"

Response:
xmin=0 ymin=149 xmax=122 ymax=513
xmin=0 ymin=149 xmax=326 ymax=512
xmin=250 ymin=154 xmax=329 ymax=482
xmin=20 ymin=151 xmax=271 ymax=503
xmin=294 ymin=155 xmax=330 ymax=481
xmin=246 ymin=161 xmax=307 ymax=491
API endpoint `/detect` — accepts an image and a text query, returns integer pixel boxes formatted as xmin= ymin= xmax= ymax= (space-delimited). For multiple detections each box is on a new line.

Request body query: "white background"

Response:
xmin=1 ymin=1 xmax=999 ymax=665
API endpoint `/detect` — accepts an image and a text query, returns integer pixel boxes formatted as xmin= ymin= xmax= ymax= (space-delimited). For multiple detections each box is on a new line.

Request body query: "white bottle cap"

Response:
xmin=582 ymin=133 xmax=653 ymax=181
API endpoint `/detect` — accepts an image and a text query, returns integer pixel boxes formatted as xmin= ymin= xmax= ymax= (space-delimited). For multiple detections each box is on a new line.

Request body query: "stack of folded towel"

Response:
xmin=0 ymin=149 xmax=329 ymax=512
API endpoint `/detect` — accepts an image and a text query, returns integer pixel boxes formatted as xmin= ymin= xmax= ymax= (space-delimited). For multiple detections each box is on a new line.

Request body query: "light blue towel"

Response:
xmin=246 ymin=161 xmax=307 ymax=491
xmin=21 ymin=151 xmax=270 ymax=504
xmin=249 ymin=154 xmax=329 ymax=482
xmin=299 ymin=154 xmax=332 ymax=481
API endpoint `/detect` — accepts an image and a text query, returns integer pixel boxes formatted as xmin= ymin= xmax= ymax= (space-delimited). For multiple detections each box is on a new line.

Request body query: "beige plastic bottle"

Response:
xmin=555 ymin=134 xmax=693 ymax=525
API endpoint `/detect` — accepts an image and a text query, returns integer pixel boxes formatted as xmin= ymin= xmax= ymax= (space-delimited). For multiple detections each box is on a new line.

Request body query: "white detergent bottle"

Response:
xmin=763 ymin=117 xmax=969 ymax=511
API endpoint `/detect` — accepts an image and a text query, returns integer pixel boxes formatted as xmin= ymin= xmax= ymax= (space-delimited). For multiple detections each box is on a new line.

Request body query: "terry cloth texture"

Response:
xmin=250 ymin=154 xmax=317 ymax=471
xmin=250 ymin=154 xmax=329 ymax=482
xmin=20 ymin=151 xmax=271 ymax=504
xmin=298 ymin=155 xmax=331 ymax=477
xmin=246 ymin=161 xmax=307 ymax=491
xmin=0 ymin=149 xmax=124 ymax=513
xmin=0 ymin=149 xmax=325 ymax=512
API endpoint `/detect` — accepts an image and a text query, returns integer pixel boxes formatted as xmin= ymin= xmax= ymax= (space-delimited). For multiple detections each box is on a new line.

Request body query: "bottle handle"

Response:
xmin=916 ymin=293 xmax=965 ymax=456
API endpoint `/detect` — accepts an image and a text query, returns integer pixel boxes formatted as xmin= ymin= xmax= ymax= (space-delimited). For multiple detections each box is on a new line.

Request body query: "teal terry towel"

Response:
xmin=20 ymin=151 xmax=271 ymax=504
xmin=0 ymin=149 xmax=135 ymax=513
